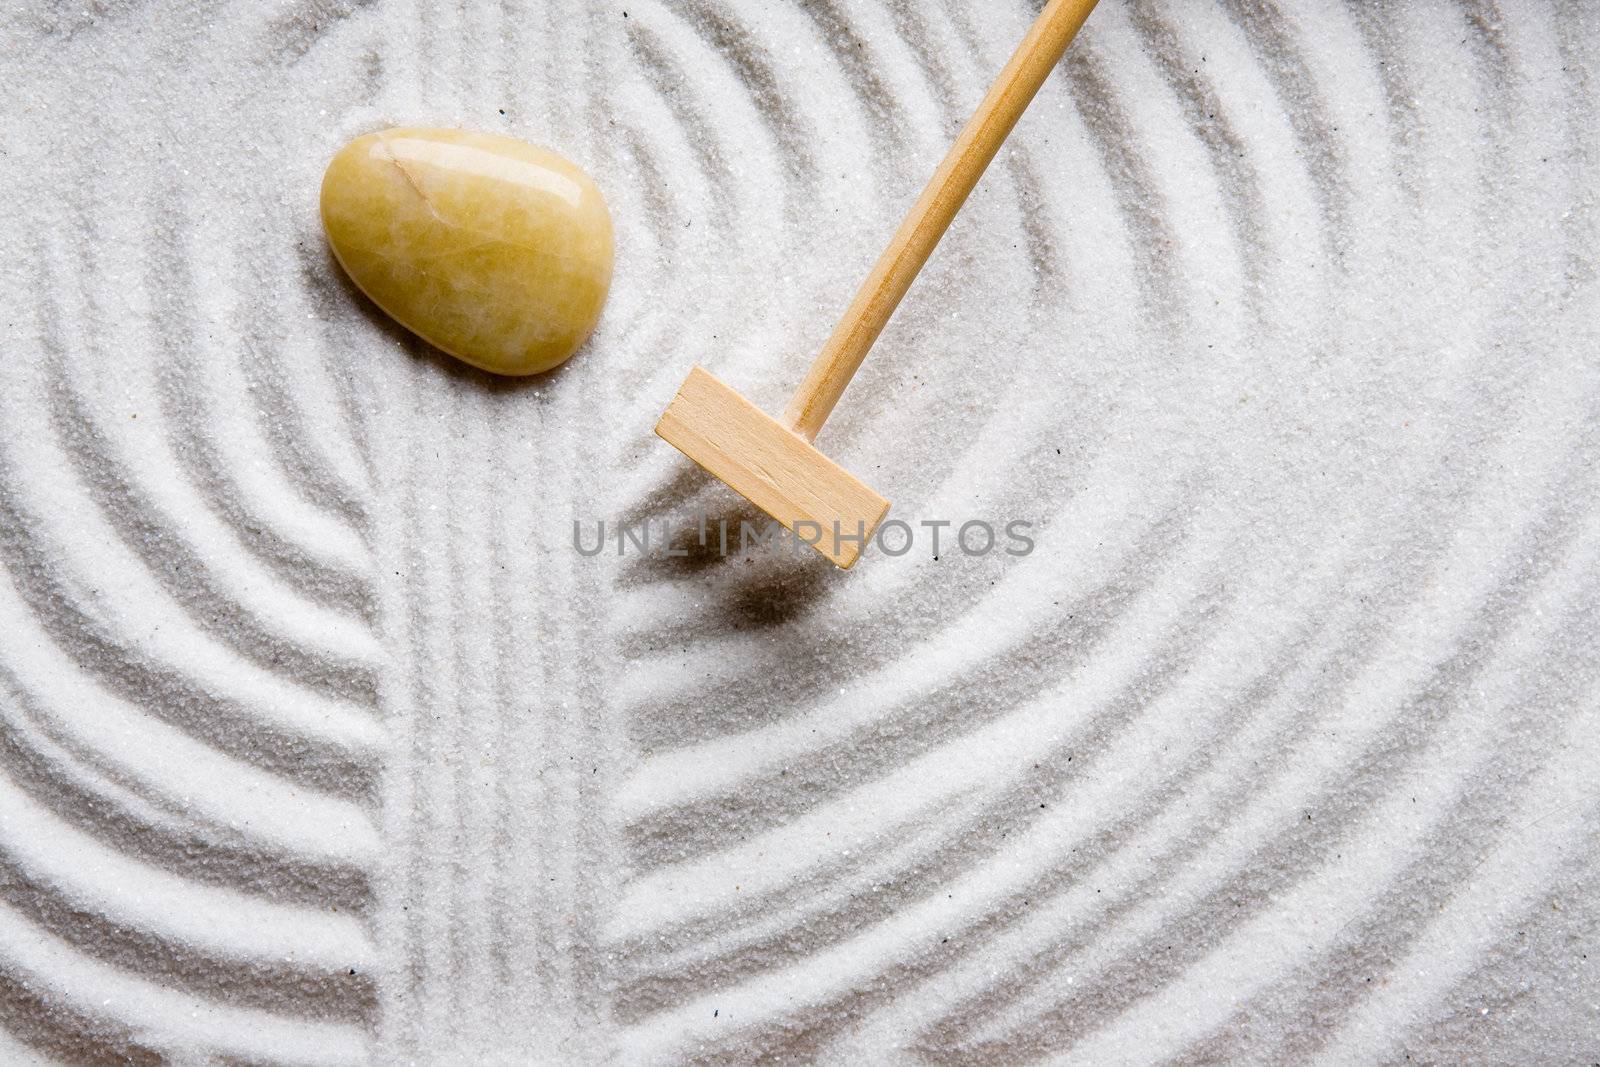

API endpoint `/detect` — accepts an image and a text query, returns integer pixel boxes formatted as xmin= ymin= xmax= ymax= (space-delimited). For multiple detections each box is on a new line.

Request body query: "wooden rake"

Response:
xmin=656 ymin=0 xmax=1100 ymax=567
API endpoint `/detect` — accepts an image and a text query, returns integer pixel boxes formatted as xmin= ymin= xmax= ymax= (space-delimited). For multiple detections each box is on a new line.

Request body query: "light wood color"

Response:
xmin=783 ymin=0 xmax=1100 ymax=440
xmin=656 ymin=367 xmax=890 ymax=568
xmin=656 ymin=0 xmax=1098 ymax=567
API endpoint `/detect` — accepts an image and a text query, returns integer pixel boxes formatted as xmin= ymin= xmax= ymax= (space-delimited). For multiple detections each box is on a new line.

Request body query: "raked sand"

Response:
xmin=1 ymin=0 xmax=1597 ymax=1062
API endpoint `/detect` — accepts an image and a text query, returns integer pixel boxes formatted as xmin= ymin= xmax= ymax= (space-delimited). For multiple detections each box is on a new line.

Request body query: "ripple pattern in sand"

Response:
xmin=1 ymin=0 xmax=1596 ymax=1064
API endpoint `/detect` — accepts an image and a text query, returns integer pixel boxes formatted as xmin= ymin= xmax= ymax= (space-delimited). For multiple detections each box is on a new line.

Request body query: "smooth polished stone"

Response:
xmin=321 ymin=127 xmax=613 ymax=376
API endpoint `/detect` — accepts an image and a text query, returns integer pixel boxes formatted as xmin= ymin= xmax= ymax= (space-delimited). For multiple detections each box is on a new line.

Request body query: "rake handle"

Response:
xmin=782 ymin=0 xmax=1099 ymax=441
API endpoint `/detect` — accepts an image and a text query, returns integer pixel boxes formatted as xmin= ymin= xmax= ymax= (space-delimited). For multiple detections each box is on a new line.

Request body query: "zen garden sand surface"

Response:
xmin=1 ymin=0 xmax=1598 ymax=1064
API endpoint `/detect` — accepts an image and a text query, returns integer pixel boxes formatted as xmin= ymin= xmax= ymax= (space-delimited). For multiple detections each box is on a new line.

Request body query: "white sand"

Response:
xmin=1 ymin=0 xmax=1597 ymax=1063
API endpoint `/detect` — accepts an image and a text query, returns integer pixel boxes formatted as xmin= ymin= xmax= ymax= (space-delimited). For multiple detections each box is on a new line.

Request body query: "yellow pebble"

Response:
xmin=320 ymin=127 xmax=613 ymax=376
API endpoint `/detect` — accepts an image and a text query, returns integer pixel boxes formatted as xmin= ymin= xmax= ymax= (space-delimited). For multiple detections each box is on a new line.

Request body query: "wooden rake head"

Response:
xmin=655 ymin=0 xmax=1099 ymax=568
xmin=655 ymin=366 xmax=889 ymax=568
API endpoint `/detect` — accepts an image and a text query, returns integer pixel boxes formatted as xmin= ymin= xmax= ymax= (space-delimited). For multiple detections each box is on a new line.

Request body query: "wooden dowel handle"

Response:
xmin=782 ymin=0 xmax=1099 ymax=440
